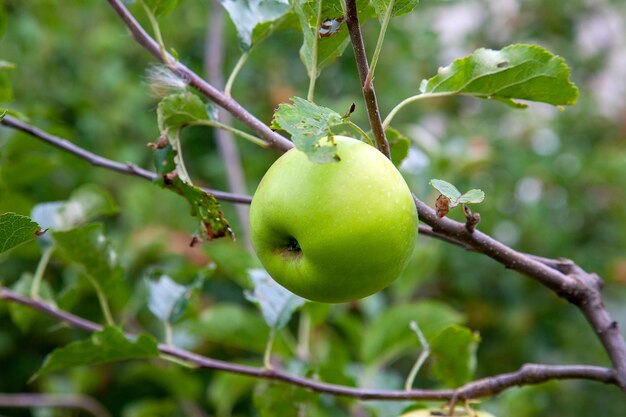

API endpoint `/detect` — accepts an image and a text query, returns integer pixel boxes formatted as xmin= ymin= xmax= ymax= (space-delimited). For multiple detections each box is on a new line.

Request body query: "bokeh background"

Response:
xmin=1 ymin=0 xmax=626 ymax=416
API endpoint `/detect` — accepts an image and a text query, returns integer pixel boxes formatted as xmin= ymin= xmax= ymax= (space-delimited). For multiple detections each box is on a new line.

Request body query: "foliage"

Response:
xmin=1 ymin=1 xmax=626 ymax=417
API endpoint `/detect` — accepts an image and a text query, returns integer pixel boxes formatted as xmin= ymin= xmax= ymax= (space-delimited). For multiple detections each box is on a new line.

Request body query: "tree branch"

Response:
xmin=105 ymin=0 xmax=294 ymax=153
xmin=0 ymin=115 xmax=252 ymax=205
xmin=0 ymin=288 xmax=617 ymax=401
xmin=344 ymin=0 xmax=390 ymax=158
xmin=0 ymin=393 xmax=111 ymax=417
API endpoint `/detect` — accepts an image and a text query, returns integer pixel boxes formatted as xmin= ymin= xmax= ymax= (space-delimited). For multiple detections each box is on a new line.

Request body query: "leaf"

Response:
xmin=157 ymin=92 xmax=208 ymax=139
xmin=271 ymin=97 xmax=344 ymax=162
xmin=0 ymin=0 xmax=6 ymax=40
xmin=386 ymin=127 xmax=410 ymax=167
xmin=430 ymin=324 xmax=480 ymax=388
xmin=221 ymin=0 xmax=292 ymax=50
xmin=254 ymin=381 xmax=319 ymax=417
xmin=420 ymin=44 xmax=579 ymax=107
xmin=458 ymin=189 xmax=485 ymax=205
xmin=52 ymin=223 xmax=123 ymax=293
xmin=245 ymin=268 xmax=305 ymax=329
xmin=153 ymin=143 xmax=234 ymax=241
xmin=294 ymin=0 xmax=350 ymax=78
xmin=143 ymin=0 xmax=179 ymax=17
xmin=193 ymin=303 xmax=271 ymax=353
xmin=34 ymin=326 xmax=159 ymax=379
xmin=361 ymin=302 xmax=464 ymax=364
xmin=371 ymin=0 xmax=419 ymax=21
xmin=208 ymin=372 xmax=257 ymax=417
xmin=0 ymin=72 xmax=12 ymax=103
xmin=8 ymin=273 xmax=56 ymax=332
xmin=146 ymin=272 xmax=202 ymax=324
xmin=0 ymin=212 xmax=44 ymax=254
xmin=429 ymin=179 xmax=462 ymax=201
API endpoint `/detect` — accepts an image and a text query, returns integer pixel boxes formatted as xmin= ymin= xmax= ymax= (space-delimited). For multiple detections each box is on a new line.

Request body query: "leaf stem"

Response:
xmin=405 ymin=320 xmax=431 ymax=391
xmin=383 ymin=92 xmax=452 ymax=129
xmin=139 ymin=0 xmax=171 ymax=66
xmin=224 ymin=51 xmax=250 ymax=98
xmin=173 ymin=129 xmax=192 ymax=184
xmin=344 ymin=120 xmax=373 ymax=145
xmin=365 ymin=0 xmax=396 ymax=87
xmin=307 ymin=0 xmax=324 ymax=102
xmin=264 ymin=328 xmax=276 ymax=369
xmin=164 ymin=322 xmax=174 ymax=346
xmin=187 ymin=120 xmax=269 ymax=148
xmin=31 ymin=245 xmax=55 ymax=300
xmin=86 ymin=275 xmax=115 ymax=326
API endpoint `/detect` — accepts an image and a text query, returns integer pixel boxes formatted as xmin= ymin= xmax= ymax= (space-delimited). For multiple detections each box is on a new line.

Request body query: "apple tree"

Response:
xmin=1 ymin=0 xmax=626 ymax=416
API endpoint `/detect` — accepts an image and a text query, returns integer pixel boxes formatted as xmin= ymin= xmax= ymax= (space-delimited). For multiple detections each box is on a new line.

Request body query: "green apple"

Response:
xmin=249 ymin=136 xmax=418 ymax=303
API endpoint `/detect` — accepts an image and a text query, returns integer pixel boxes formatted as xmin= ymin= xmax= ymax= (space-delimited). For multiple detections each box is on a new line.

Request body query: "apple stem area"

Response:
xmin=286 ymin=237 xmax=302 ymax=253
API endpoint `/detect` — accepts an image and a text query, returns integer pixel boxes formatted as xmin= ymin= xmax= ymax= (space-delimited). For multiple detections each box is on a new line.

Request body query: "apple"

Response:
xmin=249 ymin=136 xmax=418 ymax=303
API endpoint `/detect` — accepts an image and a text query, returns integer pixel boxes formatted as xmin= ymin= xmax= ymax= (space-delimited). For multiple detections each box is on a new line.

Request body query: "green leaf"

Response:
xmin=8 ymin=273 xmax=56 ymax=332
xmin=430 ymin=324 xmax=480 ymax=387
xmin=429 ymin=179 xmax=462 ymax=201
xmin=153 ymin=143 xmax=234 ymax=241
xmin=157 ymin=92 xmax=208 ymax=138
xmin=221 ymin=0 xmax=292 ymax=50
xmin=254 ymin=381 xmax=319 ymax=417
xmin=0 ymin=72 xmax=12 ymax=103
xmin=271 ymin=97 xmax=344 ymax=162
xmin=420 ymin=44 xmax=579 ymax=107
xmin=192 ymin=303 xmax=271 ymax=353
xmin=30 ymin=184 xmax=118 ymax=242
xmin=386 ymin=127 xmax=410 ymax=167
xmin=371 ymin=0 xmax=419 ymax=21
xmin=293 ymin=0 xmax=350 ymax=78
xmin=458 ymin=189 xmax=485 ymax=205
xmin=208 ymin=371 xmax=257 ymax=417
xmin=245 ymin=268 xmax=305 ymax=329
xmin=0 ymin=212 xmax=44 ymax=254
xmin=143 ymin=0 xmax=179 ymax=17
xmin=123 ymin=399 xmax=178 ymax=417
xmin=34 ymin=326 xmax=159 ymax=379
xmin=0 ymin=108 xmax=5 ymax=120
xmin=52 ymin=223 xmax=123 ymax=293
xmin=361 ymin=301 xmax=464 ymax=364
xmin=145 ymin=272 xmax=202 ymax=324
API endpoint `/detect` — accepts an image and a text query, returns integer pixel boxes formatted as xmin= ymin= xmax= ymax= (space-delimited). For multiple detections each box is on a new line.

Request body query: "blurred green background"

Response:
xmin=1 ymin=0 xmax=626 ymax=416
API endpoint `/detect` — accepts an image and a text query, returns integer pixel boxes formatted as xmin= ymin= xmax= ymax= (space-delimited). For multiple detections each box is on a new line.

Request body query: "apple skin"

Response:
xmin=249 ymin=136 xmax=418 ymax=303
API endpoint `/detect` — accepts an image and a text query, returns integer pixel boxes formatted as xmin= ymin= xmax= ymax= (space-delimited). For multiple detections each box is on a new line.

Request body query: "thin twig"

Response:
xmin=0 ymin=393 xmax=111 ymax=417
xmin=0 ymin=116 xmax=252 ymax=204
xmin=344 ymin=0 xmax=390 ymax=158
xmin=105 ymin=0 xmax=294 ymax=152
xmin=0 ymin=288 xmax=618 ymax=401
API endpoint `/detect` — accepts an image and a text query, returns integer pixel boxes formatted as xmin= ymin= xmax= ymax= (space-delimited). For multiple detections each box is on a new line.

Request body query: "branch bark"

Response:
xmin=345 ymin=0 xmax=390 ymax=158
xmin=0 ymin=288 xmax=617 ymax=401
xmin=0 ymin=115 xmax=252 ymax=204
xmin=105 ymin=0 xmax=294 ymax=153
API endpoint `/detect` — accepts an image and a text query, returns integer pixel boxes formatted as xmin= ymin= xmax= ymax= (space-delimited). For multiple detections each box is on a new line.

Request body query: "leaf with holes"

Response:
xmin=271 ymin=97 xmax=345 ymax=163
xmin=152 ymin=143 xmax=234 ymax=242
xmin=420 ymin=44 xmax=579 ymax=108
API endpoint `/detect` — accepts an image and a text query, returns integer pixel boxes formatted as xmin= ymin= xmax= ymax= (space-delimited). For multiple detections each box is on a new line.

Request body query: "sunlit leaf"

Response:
xmin=34 ymin=326 xmax=159 ymax=378
xmin=429 ymin=179 xmax=462 ymax=201
xmin=430 ymin=324 xmax=480 ymax=387
xmin=0 ymin=212 xmax=44 ymax=254
xmin=458 ymin=189 xmax=485 ymax=204
xmin=145 ymin=272 xmax=202 ymax=324
xmin=221 ymin=0 xmax=292 ymax=50
xmin=420 ymin=44 xmax=579 ymax=107
xmin=271 ymin=96 xmax=344 ymax=162
xmin=245 ymin=268 xmax=305 ymax=329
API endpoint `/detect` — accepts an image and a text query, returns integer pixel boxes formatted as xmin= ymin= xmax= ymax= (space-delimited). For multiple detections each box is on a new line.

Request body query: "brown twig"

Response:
xmin=105 ymin=0 xmax=293 ymax=153
xmin=344 ymin=0 xmax=390 ymax=158
xmin=0 ymin=288 xmax=617 ymax=401
xmin=0 ymin=116 xmax=252 ymax=205
xmin=0 ymin=393 xmax=111 ymax=417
